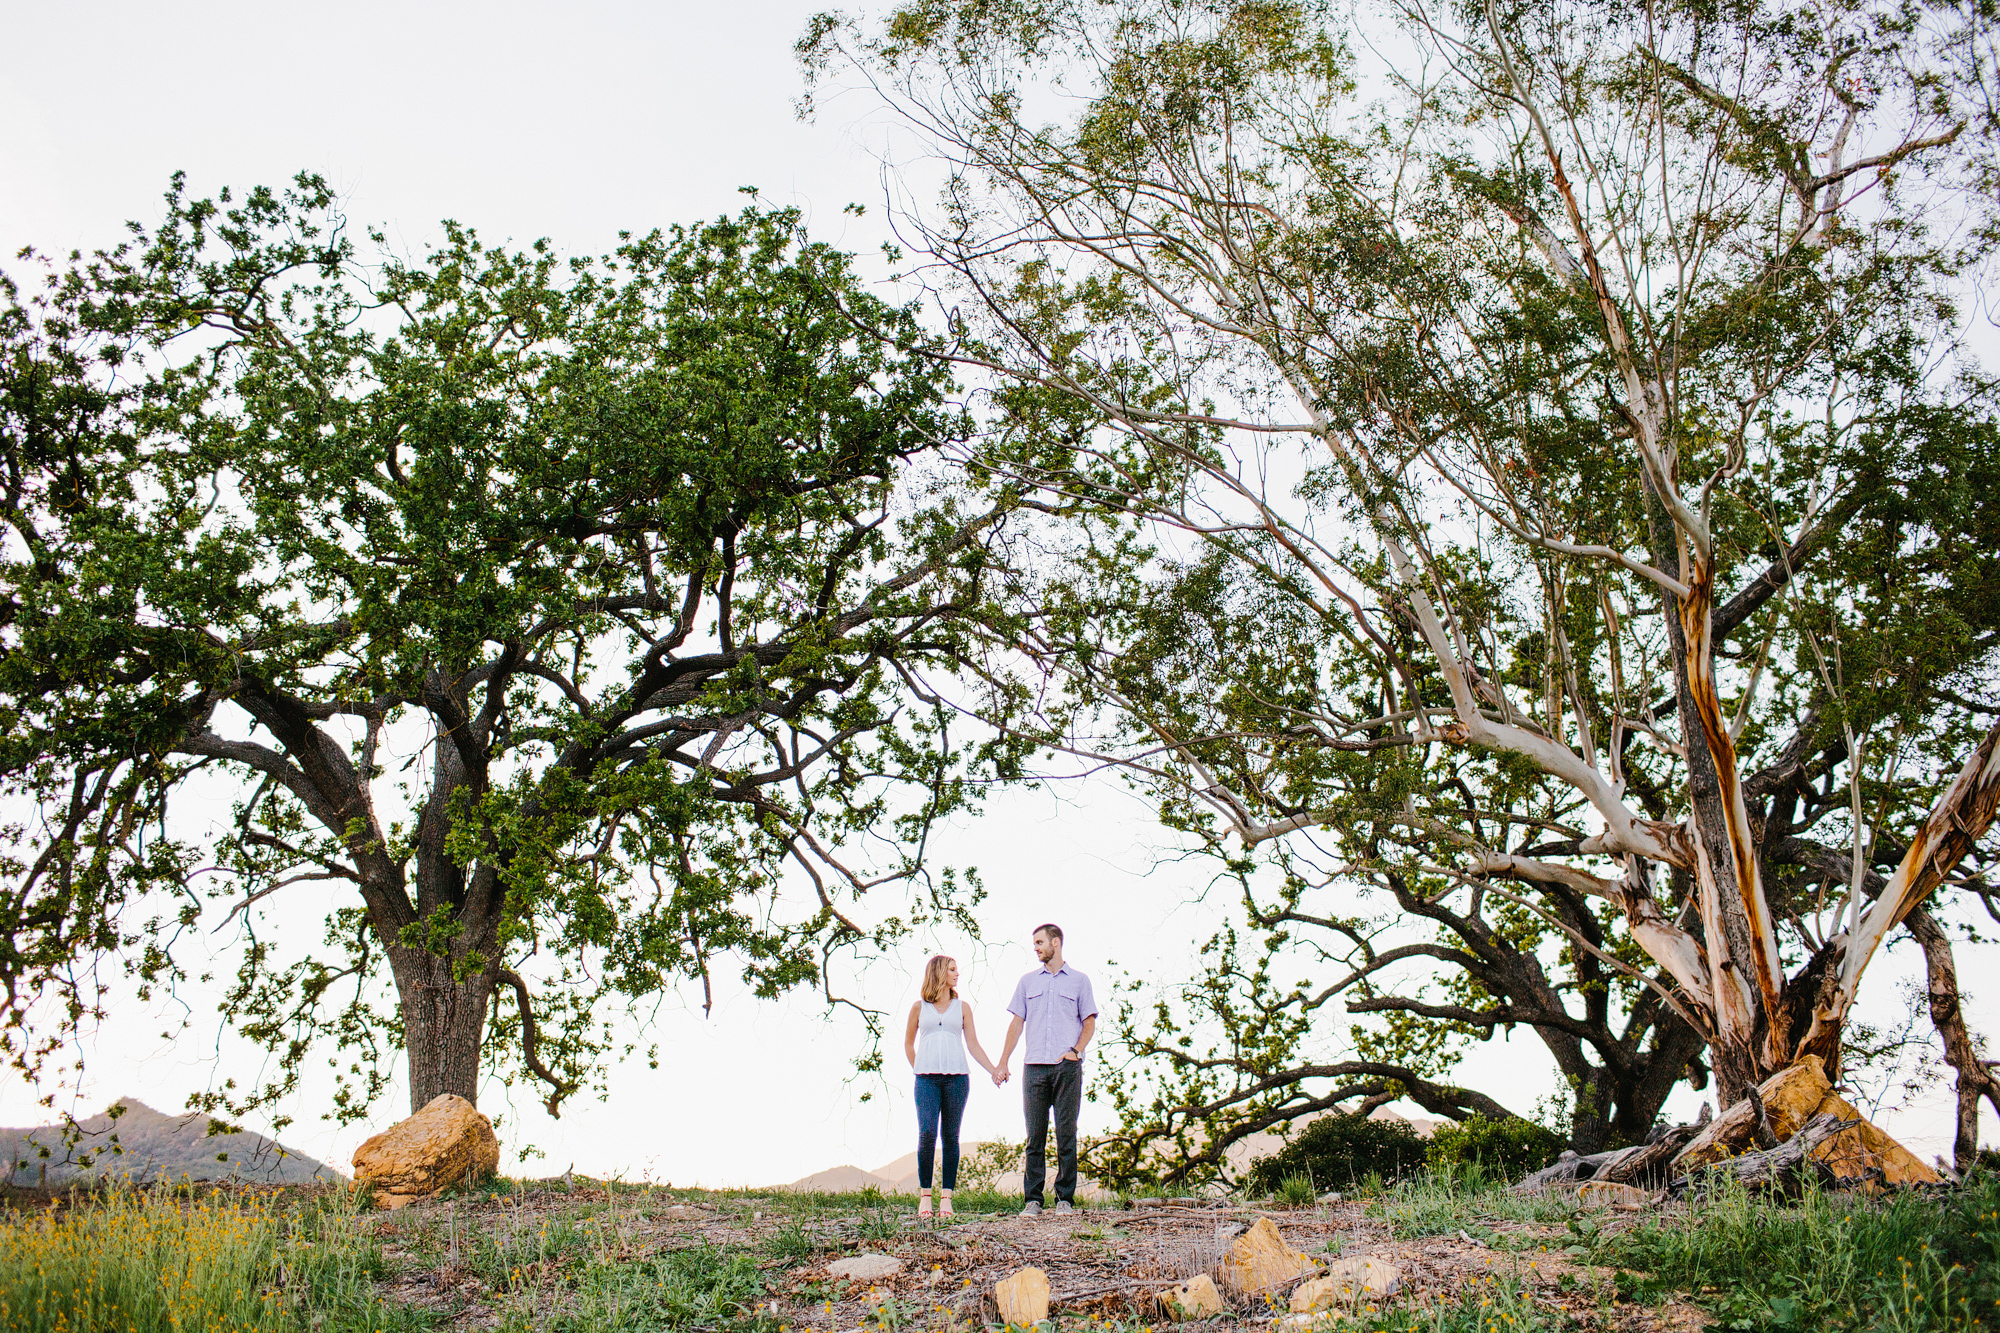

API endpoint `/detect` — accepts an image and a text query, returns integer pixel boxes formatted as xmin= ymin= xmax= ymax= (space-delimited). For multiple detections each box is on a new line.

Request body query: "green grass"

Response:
xmin=1598 ymin=1173 xmax=2000 ymax=1331
xmin=498 ymin=1243 xmax=774 ymax=1333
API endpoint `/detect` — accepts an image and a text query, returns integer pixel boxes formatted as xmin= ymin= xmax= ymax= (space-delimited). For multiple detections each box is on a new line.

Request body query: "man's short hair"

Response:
xmin=1034 ymin=922 xmax=1064 ymax=944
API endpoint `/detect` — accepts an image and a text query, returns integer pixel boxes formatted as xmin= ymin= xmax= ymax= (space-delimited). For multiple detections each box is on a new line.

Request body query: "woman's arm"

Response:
xmin=905 ymin=1002 xmax=922 ymax=1069
xmin=961 ymin=1003 xmax=1000 ymax=1076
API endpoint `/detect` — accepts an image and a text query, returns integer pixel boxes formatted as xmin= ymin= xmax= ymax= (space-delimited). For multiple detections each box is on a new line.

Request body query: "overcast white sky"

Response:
xmin=0 ymin=0 xmax=1989 ymax=1186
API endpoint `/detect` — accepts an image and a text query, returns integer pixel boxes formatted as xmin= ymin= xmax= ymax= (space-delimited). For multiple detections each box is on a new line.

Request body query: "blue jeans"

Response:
xmin=915 ymin=1073 xmax=970 ymax=1190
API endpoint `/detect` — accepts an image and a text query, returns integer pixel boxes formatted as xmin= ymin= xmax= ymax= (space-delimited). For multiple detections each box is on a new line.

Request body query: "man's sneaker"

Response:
xmin=1020 ymin=1201 xmax=1042 ymax=1216
xmin=1053 ymin=1200 xmax=1075 ymax=1214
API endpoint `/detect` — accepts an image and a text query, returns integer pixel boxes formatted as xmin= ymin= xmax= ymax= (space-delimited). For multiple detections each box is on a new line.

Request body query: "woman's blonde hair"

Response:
xmin=921 ymin=955 xmax=958 ymax=1004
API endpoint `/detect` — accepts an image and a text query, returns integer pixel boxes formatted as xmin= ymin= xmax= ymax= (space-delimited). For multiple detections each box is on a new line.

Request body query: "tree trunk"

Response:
xmin=391 ymin=681 xmax=503 ymax=1114
xmin=391 ymin=948 xmax=493 ymax=1112
xmin=1906 ymin=904 xmax=2000 ymax=1173
xmin=1562 ymin=1026 xmax=1705 ymax=1155
xmin=1665 ymin=1111 xmax=1849 ymax=1198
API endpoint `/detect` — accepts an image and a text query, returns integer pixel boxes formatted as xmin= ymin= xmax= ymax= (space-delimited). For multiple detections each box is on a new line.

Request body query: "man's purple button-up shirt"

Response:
xmin=1006 ymin=962 xmax=1098 ymax=1065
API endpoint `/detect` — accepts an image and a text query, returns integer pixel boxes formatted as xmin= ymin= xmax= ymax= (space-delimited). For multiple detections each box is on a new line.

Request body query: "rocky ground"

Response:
xmin=349 ymin=1183 xmax=1711 ymax=1332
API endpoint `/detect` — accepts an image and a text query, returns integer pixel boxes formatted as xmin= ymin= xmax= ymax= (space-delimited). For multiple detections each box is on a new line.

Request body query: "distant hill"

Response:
xmin=0 ymin=1098 xmax=344 ymax=1186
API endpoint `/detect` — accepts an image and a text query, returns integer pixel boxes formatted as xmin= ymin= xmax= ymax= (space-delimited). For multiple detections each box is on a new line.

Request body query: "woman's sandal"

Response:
xmin=917 ymin=1196 xmax=933 ymax=1220
xmin=939 ymin=1197 xmax=955 ymax=1220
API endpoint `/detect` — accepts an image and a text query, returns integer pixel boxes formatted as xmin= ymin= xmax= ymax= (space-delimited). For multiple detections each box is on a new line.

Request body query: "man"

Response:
xmin=995 ymin=923 xmax=1097 ymax=1215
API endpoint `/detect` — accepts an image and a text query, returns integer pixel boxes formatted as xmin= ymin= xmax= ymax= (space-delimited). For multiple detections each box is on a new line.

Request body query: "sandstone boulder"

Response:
xmin=1158 ymin=1274 xmax=1225 ymax=1319
xmin=1219 ymin=1217 xmax=1317 ymax=1296
xmin=351 ymin=1094 xmax=499 ymax=1209
xmin=828 ymin=1254 xmax=905 ymax=1281
xmin=1575 ymin=1181 xmax=1653 ymax=1208
xmin=1673 ymin=1056 xmax=1939 ymax=1187
xmin=1291 ymin=1256 xmax=1401 ymax=1309
xmin=995 ymin=1266 xmax=1051 ymax=1326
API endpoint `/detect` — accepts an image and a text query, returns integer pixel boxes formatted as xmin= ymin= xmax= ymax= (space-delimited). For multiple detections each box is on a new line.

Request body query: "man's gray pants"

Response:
xmin=1023 ymin=1060 xmax=1082 ymax=1205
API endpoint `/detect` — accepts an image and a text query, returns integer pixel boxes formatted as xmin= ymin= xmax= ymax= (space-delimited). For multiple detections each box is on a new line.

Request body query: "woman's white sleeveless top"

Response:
xmin=914 ymin=997 xmax=970 ymax=1074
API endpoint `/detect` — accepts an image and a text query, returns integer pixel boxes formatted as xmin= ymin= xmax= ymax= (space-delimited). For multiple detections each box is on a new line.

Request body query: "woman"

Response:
xmin=905 ymin=954 xmax=1004 ymax=1219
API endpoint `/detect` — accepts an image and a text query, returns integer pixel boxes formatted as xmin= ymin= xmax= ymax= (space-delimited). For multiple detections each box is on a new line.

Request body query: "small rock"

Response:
xmin=1316 ymin=1191 xmax=1344 ymax=1204
xmin=350 ymin=1094 xmax=500 ymax=1210
xmin=1157 ymin=1274 xmax=1225 ymax=1319
xmin=1291 ymin=1257 xmax=1402 ymax=1309
xmin=1219 ymin=1217 xmax=1317 ymax=1296
xmin=828 ymin=1254 xmax=906 ymax=1281
xmin=1576 ymin=1181 xmax=1653 ymax=1209
xmin=995 ymin=1266 xmax=1051 ymax=1326
xmin=1289 ymin=1276 xmax=1337 ymax=1312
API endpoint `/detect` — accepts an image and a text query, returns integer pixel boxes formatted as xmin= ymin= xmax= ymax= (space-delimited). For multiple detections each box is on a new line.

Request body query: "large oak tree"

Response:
xmin=0 ymin=177 xmax=1026 ymax=1128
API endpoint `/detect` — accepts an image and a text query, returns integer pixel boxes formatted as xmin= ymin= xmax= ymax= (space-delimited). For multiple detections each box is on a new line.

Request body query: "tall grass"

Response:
xmin=0 ymin=1183 xmax=418 ymax=1333
xmin=0 ymin=1185 xmax=287 ymax=1332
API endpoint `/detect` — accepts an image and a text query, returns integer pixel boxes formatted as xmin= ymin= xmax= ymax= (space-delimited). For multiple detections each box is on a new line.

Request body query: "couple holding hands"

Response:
xmin=901 ymin=923 xmax=1097 ymax=1218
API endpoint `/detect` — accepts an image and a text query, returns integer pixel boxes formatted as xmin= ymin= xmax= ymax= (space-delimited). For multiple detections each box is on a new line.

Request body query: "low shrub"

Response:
xmin=1244 ymin=1114 xmax=1426 ymax=1194
xmin=1425 ymin=1116 xmax=1565 ymax=1182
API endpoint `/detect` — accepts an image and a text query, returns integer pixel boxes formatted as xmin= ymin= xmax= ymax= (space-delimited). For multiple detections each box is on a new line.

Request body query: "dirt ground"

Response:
xmin=357 ymin=1187 xmax=1712 ymax=1332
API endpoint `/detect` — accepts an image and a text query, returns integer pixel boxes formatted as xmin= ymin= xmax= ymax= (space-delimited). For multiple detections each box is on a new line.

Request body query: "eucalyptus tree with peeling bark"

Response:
xmin=806 ymin=0 xmax=2000 ymax=1149
xmin=0 ymin=177 xmax=1026 ymax=1128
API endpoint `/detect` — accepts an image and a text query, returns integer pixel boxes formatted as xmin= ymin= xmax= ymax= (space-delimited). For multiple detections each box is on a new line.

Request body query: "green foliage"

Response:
xmin=1273 ymin=1173 xmax=1317 ymax=1206
xmin=1424 ymin=1118 xmax=1564 ymax=1184
xmin=1245 ymin=1114 xmax=1426 ymax=1193
xmin=1598 ymin=1174 xmax=2000 ymax=1331
xmin=0 ymin=176 xmax=1030 ymax=1124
